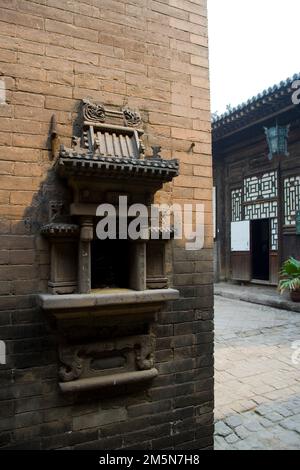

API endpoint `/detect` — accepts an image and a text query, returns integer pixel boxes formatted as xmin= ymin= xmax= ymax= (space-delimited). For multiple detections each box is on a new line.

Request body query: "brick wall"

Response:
xmin=0 ymin=0 xmax=213 ymax=450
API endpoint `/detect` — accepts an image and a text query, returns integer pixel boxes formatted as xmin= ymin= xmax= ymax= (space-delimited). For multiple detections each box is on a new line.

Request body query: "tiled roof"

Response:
xmin=56 ymin=147 xmax=179 ymax=182
xmin=41 ymin=223 xmax=80 ymax=237
xmin=212 ymin=73 xmax=300 ymax=140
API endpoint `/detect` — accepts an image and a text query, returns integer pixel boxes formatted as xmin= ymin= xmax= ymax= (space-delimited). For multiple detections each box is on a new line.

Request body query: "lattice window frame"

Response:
xmin=270 ymin=218 xmax=278 ymax=251
xmin=231 ymin=188 xmax=242 ymax=222
xmin=284 ymin=176 xmax=300 ymax=226
xmin=244 ymin=171 xmax=278 ymax=203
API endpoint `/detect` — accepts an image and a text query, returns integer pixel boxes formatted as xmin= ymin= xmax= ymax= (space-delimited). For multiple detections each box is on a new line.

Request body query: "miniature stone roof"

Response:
xmin=56 ymin=151 xmax=179 ymax=182
xmin=55 ymin=99 xmax=179 ymax=183
xmin=212 ymin=73 xmax=300 ymax=141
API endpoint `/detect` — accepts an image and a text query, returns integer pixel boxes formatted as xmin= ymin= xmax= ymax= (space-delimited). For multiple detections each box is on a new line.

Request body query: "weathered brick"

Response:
xmin=0 ymin=48 xmax=17 ymax=63
xmin=75 ymin=436 xmax=123 ymax=451
xmin=0 ymin=147 xmax=40 ymax=162
xmin=170 ymin=0 xmax=207 ymax=16
xmin=0 ymin=34 xmax=45 ymax=55
xmin=17 ymin=0 xmax=72 ymax=24
xmin=170 ymin=17 xmax=207 ymax=36
xmin=10 ymin=250 xmax=35 ymax=265
xmin=16 ymin=79 xmax=73 ymax=99
xmin=11 ymin=91 xmax=44 ymax=108
xmin=73 ymin=407 xmax=127 ymax=431
xmin=0 ymin=7 xmax=44 ymax=29
xmin=12 ymin=134 xmax=47 ymax=149
xmin=13 ymin=163 xmax=41 ymax=177
xmin=18 ymin=51 xmax=73 ymax=73
xmin=17 ymin=25 xmax=73 ymax=49
xmin=0 ymin=161 xmax=13 ymax=175
xmin=0 ymin=63 xmax=46 ymax=82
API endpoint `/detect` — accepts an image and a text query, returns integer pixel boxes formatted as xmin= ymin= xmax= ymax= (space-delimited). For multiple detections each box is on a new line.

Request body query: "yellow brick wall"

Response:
xmin=0 ymin=0 xmax=212 ymax=246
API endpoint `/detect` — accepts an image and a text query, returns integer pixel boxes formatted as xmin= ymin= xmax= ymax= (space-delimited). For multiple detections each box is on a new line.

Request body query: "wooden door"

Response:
xmin=230 ymin=221 xmax=251 ymax=281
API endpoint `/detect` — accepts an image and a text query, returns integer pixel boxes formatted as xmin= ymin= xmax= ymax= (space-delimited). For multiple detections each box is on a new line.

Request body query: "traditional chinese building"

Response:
xmin=0 ymin=1 xmax=213 ymax=450
xmin=213 ymin=74 xmax=300 ymax=285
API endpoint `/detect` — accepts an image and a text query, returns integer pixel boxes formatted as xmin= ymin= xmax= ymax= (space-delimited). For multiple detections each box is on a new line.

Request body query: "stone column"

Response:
xmin=129 ymin=241 xmax=146 ymax=291
xmin=78 ymin=217 xmax=93 ymax=294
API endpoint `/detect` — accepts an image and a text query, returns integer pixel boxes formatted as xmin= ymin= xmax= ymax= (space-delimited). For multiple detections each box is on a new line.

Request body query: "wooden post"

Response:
xmin=277 ymin=156 xmax=283 ymax=279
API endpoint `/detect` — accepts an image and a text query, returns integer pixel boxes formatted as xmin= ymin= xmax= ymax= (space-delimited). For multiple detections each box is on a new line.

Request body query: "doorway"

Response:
xmin=251 ymin=219 xmax=270 ymax=281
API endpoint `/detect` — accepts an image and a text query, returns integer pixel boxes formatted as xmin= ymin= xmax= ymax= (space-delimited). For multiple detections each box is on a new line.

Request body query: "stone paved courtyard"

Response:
xmin=214 ymin=296 xmax=300 ymax=450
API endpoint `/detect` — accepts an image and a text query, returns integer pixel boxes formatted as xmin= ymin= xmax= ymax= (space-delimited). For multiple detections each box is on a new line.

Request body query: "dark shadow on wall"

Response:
xmin=0 ymin=117 xmax=74 ymax=382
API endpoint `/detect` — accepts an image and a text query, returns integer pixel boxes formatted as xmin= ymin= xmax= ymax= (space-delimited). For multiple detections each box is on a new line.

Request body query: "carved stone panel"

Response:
xmin=58 ymin=334 xmax=156 ymax=389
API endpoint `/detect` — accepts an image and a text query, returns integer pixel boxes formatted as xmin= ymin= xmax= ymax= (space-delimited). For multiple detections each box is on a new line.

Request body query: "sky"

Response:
xmin=207 ymin=0 xmax=300 ymax=115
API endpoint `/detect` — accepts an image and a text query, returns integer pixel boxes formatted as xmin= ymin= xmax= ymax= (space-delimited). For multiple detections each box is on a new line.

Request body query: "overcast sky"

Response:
xmin=207 ymin=0 xmax=300 ymax=114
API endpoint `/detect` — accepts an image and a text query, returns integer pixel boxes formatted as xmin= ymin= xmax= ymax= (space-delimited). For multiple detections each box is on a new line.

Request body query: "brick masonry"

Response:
xmin=0 ymin=0 xmax=213 ymax=450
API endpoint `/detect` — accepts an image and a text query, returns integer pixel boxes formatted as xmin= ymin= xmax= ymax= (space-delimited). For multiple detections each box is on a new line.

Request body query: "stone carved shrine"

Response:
xmin=37 ymin=99 xmax=180 ymax=394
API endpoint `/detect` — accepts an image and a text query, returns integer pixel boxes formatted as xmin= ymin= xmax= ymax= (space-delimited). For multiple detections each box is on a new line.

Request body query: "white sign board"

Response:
xmin=231 ymin=221 xmax=250 ymax=252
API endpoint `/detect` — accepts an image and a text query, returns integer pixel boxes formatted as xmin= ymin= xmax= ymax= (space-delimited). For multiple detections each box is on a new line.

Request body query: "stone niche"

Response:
xmin=37 ymin=99 xmax=180 ymax=394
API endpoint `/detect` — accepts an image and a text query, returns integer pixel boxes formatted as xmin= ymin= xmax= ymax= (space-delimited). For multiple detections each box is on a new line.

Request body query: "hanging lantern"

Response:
xmin=264 ymin=123 xmax=290 ymax=161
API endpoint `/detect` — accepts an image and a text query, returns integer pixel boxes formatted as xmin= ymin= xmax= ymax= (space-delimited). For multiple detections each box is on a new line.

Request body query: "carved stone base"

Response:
xmin=59 ymin=369 xmax=158 ymax=393
xmin=58 ymin=334 xmax=156 ymax=393
xmin=48 ymin=281 xmax=77 ymax=295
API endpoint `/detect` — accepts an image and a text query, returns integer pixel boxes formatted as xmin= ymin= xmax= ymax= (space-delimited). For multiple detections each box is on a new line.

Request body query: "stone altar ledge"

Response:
xmin=37 ymin=288 xmax=179 ymax=312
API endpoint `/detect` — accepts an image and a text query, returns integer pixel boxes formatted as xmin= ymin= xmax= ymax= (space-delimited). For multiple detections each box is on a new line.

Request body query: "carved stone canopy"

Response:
xmin=54 ymin=99 xmax=179 ymax=184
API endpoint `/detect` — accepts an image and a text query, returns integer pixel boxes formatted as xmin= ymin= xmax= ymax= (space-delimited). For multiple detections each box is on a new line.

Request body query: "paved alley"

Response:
xmin=214 ymin=296 xmax=300 ymax=450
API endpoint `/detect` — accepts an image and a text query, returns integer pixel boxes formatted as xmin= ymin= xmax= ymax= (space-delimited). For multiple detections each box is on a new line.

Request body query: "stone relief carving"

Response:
xmin=82 ymin=99 xmax=142 ymax=128
xmin=150 ymin=146 xmax=162 ymax=160
xmin=122 ymin=107 xmax=142 ymax=127
xmin=135 ymin=338 xmax=155 ymax=371
xmin=49 ymin=201 xmax=64 ymax=223
xmin=65 ymin=99 xmax=146 ymax=159
xmin=59 ymin=348 xmax=83 ymax=382
xmin=59 ymin=335 xmax=155 ymax=383
xmin=83 ymin=98 xmax=106 ymax=123
xmin=72 ymin=136 xmax=81 ymax=152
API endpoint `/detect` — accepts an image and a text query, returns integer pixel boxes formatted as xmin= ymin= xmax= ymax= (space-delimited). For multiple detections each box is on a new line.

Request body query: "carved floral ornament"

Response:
xmin=122 ymin=106 xmax=142 ymax=127
xmin=82 ymin=98 xmax=142 ymax=127
xmin=82 ymin=98 xmax=106 ymax=123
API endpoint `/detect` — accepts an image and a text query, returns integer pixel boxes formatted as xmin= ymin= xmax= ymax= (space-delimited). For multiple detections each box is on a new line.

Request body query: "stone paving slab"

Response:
xmin=214 ymin=296 xmax=300 ymax=450
xmin=215 ymin=282 xmax=300 ymax=314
